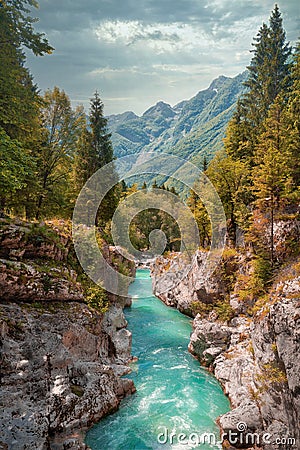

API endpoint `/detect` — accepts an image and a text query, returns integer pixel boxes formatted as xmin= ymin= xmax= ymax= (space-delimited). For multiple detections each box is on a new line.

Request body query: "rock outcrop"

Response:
xmin=0 ymin=220 xmax=83 ymax=302
xmin=152 ymin=251 xmax=226 ymax=316
xmin=0 ymin=219 xmax=136 ymax=450
xmin=152 ymin=251 xmax=300 ymax=449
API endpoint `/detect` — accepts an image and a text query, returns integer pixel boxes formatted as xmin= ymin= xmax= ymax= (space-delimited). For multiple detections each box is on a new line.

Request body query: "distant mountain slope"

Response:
xmin=108 ymin=71 xmax=248 ymax=166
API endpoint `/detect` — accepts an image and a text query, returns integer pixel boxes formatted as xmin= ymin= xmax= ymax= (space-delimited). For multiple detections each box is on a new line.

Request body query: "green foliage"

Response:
xmin=26 ymin=223 xmax=62 ymax=247
xmin=205 ymin=150 xmax=251 ymax=243
xmin=237 ymin=256 xmax=271 ymax=310
xmin=209 ymin=9 xmax=300 ymax=276
xmin=74 ymin=91 xmax=120 ymax=227
xmin=252 ymin=256 xmax=273 ymax=288
xmin=225 ymin=5 xmax=292 ymax=164
xmin=34 ymin=87 xmax=86 ymax=219
xmin=283 ymin=41 xmax=300 ymax=186
xmin=219 ymin=248 xmax=240 ymax=292
xmin=0 ymin=128 xmax=34 ymax=205
xmin=111 ymin=256 xmax=132 ymax=277
xmin=41 ymin=274 xmax=52 ymax=293
xmin=253 ymin=361 xmax=288 ymax=400
xmin=119 ymin=189 xmax=182 ymax=254
xmin=190 ymin=301 xmax=212 ymax=317
xmin=252 ymin=96 xmax=295 ymax=207
xmin=84 ymin=285 xmax=109 ymax=313
xmin=0 ymin=0 xmax=53 ymax=216
xmin=190 ymin=298 xmax=234 ymax=322
xmin=0 ymin=0 xmax=52 ymax=141
xmin=1 ymin=0 xmax=53 ymax=56
xmin=214 ymin=300 xmax=235 ymax=322
xmin=70 ymin=384 xmax=84 ymax=397
xmin=187 ymin=189 xmax=211 ymax=248
xmin=258 ymin=362 xmax=287 ymax=385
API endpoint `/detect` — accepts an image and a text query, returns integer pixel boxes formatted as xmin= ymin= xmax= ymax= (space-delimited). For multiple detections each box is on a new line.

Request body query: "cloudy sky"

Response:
xmin=27 ymin=0 xmax=299 ymax=116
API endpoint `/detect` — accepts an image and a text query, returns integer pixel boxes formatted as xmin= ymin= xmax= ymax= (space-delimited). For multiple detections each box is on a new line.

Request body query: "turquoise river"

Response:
xmin=85 ymin=269 xmax=230 ymax=449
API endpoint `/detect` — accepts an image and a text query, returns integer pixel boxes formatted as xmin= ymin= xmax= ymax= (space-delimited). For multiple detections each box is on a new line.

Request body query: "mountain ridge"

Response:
xmin=108 ymin=71 xmax=248 ymax=166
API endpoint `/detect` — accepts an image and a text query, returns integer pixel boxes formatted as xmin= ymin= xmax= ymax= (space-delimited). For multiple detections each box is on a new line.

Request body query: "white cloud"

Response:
xmin=152 ymin=64 xmax=212 ymax=74
xmin=95 ymin=20 xmax=212 ymax=53
xmin=89 ymin=66 xmax=141 ymax=76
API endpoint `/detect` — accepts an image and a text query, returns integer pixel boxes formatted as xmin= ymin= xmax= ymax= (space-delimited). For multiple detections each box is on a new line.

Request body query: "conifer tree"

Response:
xmin=0 ymin=0 xmax=52 ymax=215
xmin=283 ymin=40 xmax=300 ymax=186
xmin=225 ymin=5 xmax=291 ymax=163
xmin=0 ymin=0 xmax=52 ymax=140
xmin=75 ymin=92 xmax=115 ymax=187
xmin=152 ymin=180 xmax=158 ymax=189
xmin=74 ymin=92 xmax=120 ymax=227
xmin=244 ymin=5 xmax=291 ymax=124
xmin=202 ymin=156 xmax=208 ymax=172
xmin=224 ymin=100 xmax=255 ymax=161
xmin=252 ymin=96 xmax=295 ymax=265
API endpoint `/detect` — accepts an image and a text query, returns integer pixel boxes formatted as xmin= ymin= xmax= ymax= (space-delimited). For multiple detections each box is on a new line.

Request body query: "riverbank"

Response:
xmin=152 ymin=250 xmax=300 ymax=449
xmin=0 ymin=219 xmax=136 ymax=449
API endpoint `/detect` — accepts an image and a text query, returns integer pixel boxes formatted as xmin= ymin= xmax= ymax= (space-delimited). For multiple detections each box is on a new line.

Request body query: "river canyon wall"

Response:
xmin=0 ymin=219 xmax=135 ymax=450
xmin=152 ymin=244 xmax=300 ymax=449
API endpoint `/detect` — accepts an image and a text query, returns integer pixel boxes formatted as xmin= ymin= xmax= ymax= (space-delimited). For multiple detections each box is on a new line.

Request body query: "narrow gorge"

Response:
xmin=1 ymin=219 xmax=299 ymax=449
xmin=85 ymin=269 xmax=230 ymax=449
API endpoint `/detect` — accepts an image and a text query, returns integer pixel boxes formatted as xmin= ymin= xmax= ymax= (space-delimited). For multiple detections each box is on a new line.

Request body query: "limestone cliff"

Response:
xmin=0 ymin=218 xmax=136 ymax=450
xmin=152 ymin=251 xmax=300 ymax=449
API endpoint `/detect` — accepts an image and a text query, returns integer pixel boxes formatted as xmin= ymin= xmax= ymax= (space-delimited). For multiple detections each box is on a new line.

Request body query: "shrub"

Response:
xmin=190 ymin=298 xmax=234 ymax=322
xmin=190 ymin=301 xmax=212 ymax=317
xmin=257 ymin=362 xmax=287 ymax=385
xmin=263 ymin=363 xmax=287 ymax=384
xmin=214 ymin=299 xmax=235 ymax=322
xmin=85 ymin=284 xmax=109 ymax=313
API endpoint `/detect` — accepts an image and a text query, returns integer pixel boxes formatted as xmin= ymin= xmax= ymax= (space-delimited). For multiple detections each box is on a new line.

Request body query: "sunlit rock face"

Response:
xmin=0 ymin=219 xmax=135 ymax=449
xmin=151 ymin=250 xmax=300 ymax=449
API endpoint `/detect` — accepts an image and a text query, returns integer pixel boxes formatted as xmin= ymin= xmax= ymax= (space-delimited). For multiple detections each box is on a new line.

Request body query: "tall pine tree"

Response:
xmin=74 ymin=92 xmax=120 ymax=227
xmin=283 ymin=40 xmax=300 ymax=187
xmin=225 ymin=4 xmax=291 ymax=163
xmin=252 ymin=96 xmax=294 ymax=265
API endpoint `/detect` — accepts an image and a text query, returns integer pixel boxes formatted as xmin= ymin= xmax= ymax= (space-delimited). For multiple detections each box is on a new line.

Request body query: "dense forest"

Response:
xmin=1 ymin=1 xmax=299 ymax=279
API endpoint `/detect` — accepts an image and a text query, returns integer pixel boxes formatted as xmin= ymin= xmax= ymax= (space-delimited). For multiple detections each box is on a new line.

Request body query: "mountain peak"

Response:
xmin=107 ymin=110 xmax=138 ymax=127
xmin=143 ymin=101 xmax=176 ymax=119
xmin=108 ymin=71 xmax=246 ymax=166
xmin=208 ymin=75 xmax=230 ymax=91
